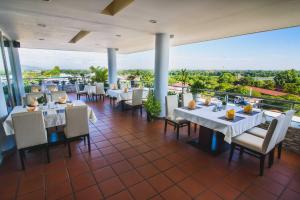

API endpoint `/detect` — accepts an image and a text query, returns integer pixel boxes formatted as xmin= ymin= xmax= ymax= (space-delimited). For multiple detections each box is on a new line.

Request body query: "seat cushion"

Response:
xmin=232 ymin=133 xmax=264 ymax=154
xmin=247 ymin=127 xmax=267 ymax=138
xmin=167 ymin=116 xmax=189 ymax=124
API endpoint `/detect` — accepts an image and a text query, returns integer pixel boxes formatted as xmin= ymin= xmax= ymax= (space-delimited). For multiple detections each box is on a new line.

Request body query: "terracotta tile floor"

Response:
xmin=1 ymin=95 xmax=300 ymax=200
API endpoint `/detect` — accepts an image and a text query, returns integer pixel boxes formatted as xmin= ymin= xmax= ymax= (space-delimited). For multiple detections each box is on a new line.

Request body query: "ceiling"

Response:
xmin=0 ymin=0 xmax=300 ymax=54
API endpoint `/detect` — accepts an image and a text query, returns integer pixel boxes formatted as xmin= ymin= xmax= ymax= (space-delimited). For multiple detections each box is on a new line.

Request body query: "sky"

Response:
xmin=19 ymin=26 xmax=300 ymax=71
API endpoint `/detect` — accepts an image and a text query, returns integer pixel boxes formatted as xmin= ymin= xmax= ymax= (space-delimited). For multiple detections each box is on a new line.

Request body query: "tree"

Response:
xmin=90 ymin=66 xmax=108 ymax=83
xmin=218 ymin=73 xmax=236 ymax=84
xmin=263 ymin=80 xmax=275 ymax=90
xmin=42 ymin=66 xmax=61 ymax=77
xmin=283 ymin=83 xmax=300 ymax=95
xmin=274 ymin=69 xmax=298 ymax=88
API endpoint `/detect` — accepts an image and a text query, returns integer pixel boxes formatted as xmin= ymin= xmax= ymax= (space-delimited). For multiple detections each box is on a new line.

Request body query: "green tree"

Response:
xmin=218 ymin=73 xmax=236 ymax=84
xmin=274 ymin=69 xmax=298 ymax=87
xmin=90 ymin=66 xmax=108 ymax=83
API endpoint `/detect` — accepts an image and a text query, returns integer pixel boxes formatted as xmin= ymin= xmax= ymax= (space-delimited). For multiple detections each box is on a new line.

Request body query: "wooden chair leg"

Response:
xmin=164 ymin=120 xmax=168 ymax=134
xmin=46 ymin=144 xmax=50 ymax=163
xmin=19 ymin=150 xmax=25 ymax=170
xmin=83 ymin=136 xmax=86 ymax=145
xmin=277 ymin=142 xmax=283 ymax=159
xmin=268 ymin=149 xmax=274 ymax=168
xmin=239 ymin=147 xmax=244 ymax=157
xmin=229 ymin=144 xmax=235 ymax=162
xmin=188 ymin=122 xmax=191 ymax=136
xmin=176 ymin=124 xmax=180 ymax=140
xmin=67 ymin=141 xmax=72 ymax=157
xmin=140 ymin=105 xmax=142 ymax=115
xmin=194 ymin=124 xmax=197 ymax=132
xmin=260 ymin=155 xmax=265 ymax=176
xmin=87 ymin=135 xmax=91 ymax=152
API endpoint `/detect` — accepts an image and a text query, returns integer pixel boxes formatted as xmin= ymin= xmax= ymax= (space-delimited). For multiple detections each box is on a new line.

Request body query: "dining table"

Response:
xmin=3 ymin=100 xmax=97 ymax=136
xmin=174 ymin=102 xmax=266 ymax=154
xmin=106 ymin=88 xmax=149 ymax=103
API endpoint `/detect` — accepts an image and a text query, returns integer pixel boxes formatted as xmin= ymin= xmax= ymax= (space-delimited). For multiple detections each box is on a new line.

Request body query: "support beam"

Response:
xmin=154 ymin=33 xmax=170 ymax=117
xmin=107 ymin=48 xmax=117 ymax=84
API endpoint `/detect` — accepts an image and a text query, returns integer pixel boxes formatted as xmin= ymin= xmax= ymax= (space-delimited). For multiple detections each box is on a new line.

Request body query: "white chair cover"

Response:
xmin=277 ymin=110 xmax=295 ymax=143
xmin=26 ymin=92 xmax=45 ymax=105
xmin=64 ymin=105 xmax=89 ymax=138
xmin=31 ymin=85 xmax=41 ymax=93
xmin=51 ymin=91 xmax=68 ymax=102
xmin=182 ymin=93 xmax=193 ymax=107
xmin=131 ymin=88 xmax=144 ymax=106
xmin=95 ymin=83 xmax=105 ymax=95
xmin=12 ymin=111 xmax=48 ymax=149
xmin=46 ymin=85 xmax=58 ymax=92
xmin=166 ymin=95 xmax=178 ymax=118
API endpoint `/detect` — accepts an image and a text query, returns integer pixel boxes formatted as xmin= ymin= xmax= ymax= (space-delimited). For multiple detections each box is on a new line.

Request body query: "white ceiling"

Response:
xmin=0 ymin=0 xmax=300 ymax=54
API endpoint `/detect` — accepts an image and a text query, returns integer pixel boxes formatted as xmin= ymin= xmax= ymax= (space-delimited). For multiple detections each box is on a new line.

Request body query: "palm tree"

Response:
xmin=90 ymin=66 xmax=108 ymax=83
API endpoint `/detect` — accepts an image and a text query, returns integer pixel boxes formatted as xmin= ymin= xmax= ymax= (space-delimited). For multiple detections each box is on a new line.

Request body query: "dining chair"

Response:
xmin=93 ymin=83 xmax=106 ymax=101
xmin=31 ymin=85 xmax=41 ymax=93
xmin=12 ymin=111 xmax=50 ymax=170
xmin=229 ymin=114 xmax=285 ymax=176
xmin=182 ymin=93 xmax=193 ymax=107
xmin=64 ymin=105 xmax=90 ymax=157
xmin=247 ymin=110 xmax=295 ymax=159
xmin=46 ymin=85 xmax=58 ymax=92
xmin=164 ymin=95 xmax=191 ymax=140
xmin=75 ymin=83 xmax=88 ymax=100
xmin=124 ymin=88 xmax=144 ymax=115
xmin=51 ymin=91 xmax=68 ymax=102
xmin=182 ymin=93 xmax=197 ymax=132
xmin=26 ymin=92 xmax=46 ymax=106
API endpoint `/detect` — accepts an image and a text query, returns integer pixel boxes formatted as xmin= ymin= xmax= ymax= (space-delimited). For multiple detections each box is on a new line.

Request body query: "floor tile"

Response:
xmin=164 ymin=166 xmax=188 ymax=182
xmin=93 ymin=166 xmax=116 ymax=183
xmin=178 ymin=177 xmax=206 ymax=198
xmin=17 ymin=189 xmax=44 ymax=200
xmin=71 ymin=172 xmax=96 ymax=192
xmin=136 ymin=163 xmax=160 ymax=178
xmin=129 ymin=181 xmax=157 ymax=200
xmin=128 ymin=155 xmax=148 ymax=168
xmin=75 ymin=185 xmax=103 ymax=200
xmin=46 ymin=180 xmax=72 ymax=200
xmin=111 ymin=160 xmax=133 ymax=175
xmin=148 ymin=173 xmax=173 ymax=192
xmin=160 ymin=185 xmax=191 ymax=200
xmin=211 ymin=182 xmax=241 ymax=200
xmin=195 ymin=190 xmax=222 ymax=200
xmin=153 ymin=158 xmax=173 ymax=171
xmin=119 ymin=169 xmax=144 ymax=187
xmin=106 ymin=191 xmax=134 ymax=200
xmin=98 ymin=177 xmax=125 ymax=197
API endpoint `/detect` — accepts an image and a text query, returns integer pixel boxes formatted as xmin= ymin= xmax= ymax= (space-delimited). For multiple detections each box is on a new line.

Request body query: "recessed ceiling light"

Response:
xmin=42 ymin=0 xmax=51 ymax=2
xmin=39 ymin=38 xmax=45 ymax=41
xmin=149 ymin=19 xmax=157 ymax=24
xmin=37 ymin=23 xmax=46 ymax=28
xmin=115 ymin=34 xmax=121 ymax=37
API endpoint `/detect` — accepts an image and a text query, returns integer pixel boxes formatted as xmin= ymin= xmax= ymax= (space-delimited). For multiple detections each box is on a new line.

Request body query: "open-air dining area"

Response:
xmin=1 ymin=0 xmax=300 ymax=200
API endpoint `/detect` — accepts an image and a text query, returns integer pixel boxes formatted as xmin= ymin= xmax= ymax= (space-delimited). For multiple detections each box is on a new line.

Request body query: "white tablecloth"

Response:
xmin=84 ymin=85 xmax=96 ymax=95
xmin=107 ymin=88 xmax=149 ymax=102
xmin=174 ymin=105 xmax=265 ymax=143
xmin=3 ymin=100 xmax=97 ymax=136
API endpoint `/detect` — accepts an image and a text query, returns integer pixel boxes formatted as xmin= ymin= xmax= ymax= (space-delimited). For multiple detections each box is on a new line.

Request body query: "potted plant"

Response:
xmin=190 ymin=80 xmax=205 ymax=99
xmin=144 ymin=91 xmax=161 ymax=122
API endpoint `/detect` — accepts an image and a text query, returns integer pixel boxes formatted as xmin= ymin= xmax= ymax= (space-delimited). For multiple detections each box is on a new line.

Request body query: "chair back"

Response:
xmin=46 ymin=85 xmax=58 ymax=92
xmin=165 ymin=95 xmax=178 ymax=118
xmin=75 ymin=83 xmax=80 ymax=93
xmin=95 ymin=83 xmax=105 ymax=95
xmin=182 ymin=93 xmax=193 ymax=107
xmin=12 ymin=111 xmax=47 ymax=149
xmin=132 ymin=89 xmax=144 ymax=106
xmin=31 ymin=85 xmax=41 ymax=93
xmin=262 ymin=114 xmax=285 ymax=153
xmin=277 ymin=110 xmax=295 ymax=143
xmin=64 ymin=105 xmax=89 ymax=138
xmin=51 ymin=91 xmax=68 ymax=102
xmin=26 ymin=92 xmax=45 ymax=105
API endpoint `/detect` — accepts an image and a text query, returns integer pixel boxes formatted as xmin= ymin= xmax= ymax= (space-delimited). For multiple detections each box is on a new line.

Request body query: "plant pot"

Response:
xmin=146 ymin=112 xmax=154 ymax=122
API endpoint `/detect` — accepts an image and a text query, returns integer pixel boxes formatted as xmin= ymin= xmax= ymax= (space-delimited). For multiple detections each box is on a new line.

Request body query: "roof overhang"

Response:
xmin=0 ymin=0 xmax=300 ymax=54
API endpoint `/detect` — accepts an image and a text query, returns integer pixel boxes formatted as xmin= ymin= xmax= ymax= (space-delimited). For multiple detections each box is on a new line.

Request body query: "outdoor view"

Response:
xmin=2 ymin=26 xmax=300 ymax=118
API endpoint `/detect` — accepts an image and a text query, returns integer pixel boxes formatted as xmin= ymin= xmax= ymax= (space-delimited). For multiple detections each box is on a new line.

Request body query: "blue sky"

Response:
xmin=19 ymin=26 xmax=300 ymax=71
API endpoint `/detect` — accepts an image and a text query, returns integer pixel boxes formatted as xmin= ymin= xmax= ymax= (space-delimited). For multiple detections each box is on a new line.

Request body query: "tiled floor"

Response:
xmin=1 ymin=95 xmax=300 ymax=200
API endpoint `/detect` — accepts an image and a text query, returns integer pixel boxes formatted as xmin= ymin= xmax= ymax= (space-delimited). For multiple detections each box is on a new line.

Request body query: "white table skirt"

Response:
xmin=84 ymin=85 xmax=96 ymax=95
xmin=3 ymin=100 xmax=97 ymax=136
xmin=174 ymin=105 xmax=266 ymax=143
xmin=107 ymin=88 xmax=149 ymax=102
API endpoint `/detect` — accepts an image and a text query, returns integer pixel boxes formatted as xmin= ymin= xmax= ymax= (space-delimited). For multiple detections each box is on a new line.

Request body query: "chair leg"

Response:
xmin=67 ymin=141 xmax=72 ymax=157
xmin=176 ymin=124 xmax=179 ymax=140
xmin=277 ymin=142 xmax=283 ymax=159
xmin=87 ymin=135 xmax=91 ymax=152
xmin=268 ymin=149 xmax=274 ymax=168
xmin=19 ymin=150 xmax=25 ymax=170
xmin=229 ymin=144 xmax=235 ymax=162
xmin=194 ymin=123 xmax=197 ymax=132
xmin=83 ymin=136 xmax=86 ymax=145
xmin=260 ymin=155 xmax=265 ymax=176
xmin=188 ymin=122 xmax=191 ymax=136
xmin=140 ymin=105 xmax=142 ymax=115
xmin=46 ymin=144 xmax=50 ymax=163
xmin=164 ymin=120 xmax=167 ymax=134
xmin=239 ymin=147 xmax=244 ymax=157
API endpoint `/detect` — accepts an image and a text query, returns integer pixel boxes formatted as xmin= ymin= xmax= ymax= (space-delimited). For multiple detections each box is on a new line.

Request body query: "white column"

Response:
xmin=154 ymin=33 xmax=170 ymax=117
xmin=107 ymin=48 xmax=117 ymax=84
